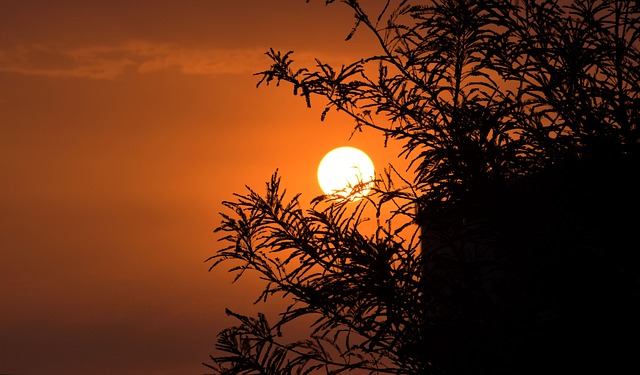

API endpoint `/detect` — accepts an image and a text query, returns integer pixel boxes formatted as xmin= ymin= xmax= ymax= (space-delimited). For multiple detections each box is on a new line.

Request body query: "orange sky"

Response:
xmin=0 ymin=1 xmax=409 ymax=373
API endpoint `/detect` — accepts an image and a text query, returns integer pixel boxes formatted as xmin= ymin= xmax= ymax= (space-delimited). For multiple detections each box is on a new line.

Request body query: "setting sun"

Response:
xmin=317 ymin=146 xmax=375 ymax=199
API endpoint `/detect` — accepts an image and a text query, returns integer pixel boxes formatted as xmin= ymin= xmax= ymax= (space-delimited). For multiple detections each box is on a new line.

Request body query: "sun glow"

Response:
xmin=317 ymin=146 xmax=375 ymax=199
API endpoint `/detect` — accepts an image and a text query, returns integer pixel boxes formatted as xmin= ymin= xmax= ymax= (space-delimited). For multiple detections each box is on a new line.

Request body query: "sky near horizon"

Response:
xmin=0 ymin=1 xmax=408 ymax=373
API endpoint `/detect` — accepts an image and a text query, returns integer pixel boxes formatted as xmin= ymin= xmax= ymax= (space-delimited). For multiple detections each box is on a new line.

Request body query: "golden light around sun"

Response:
xmin=317 ymin=146 xmax=375 ymax=199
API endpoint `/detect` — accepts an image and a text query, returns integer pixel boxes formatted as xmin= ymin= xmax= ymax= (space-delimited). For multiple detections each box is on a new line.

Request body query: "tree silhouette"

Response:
xmin=205 ymin=1 xmax=639 ymax=374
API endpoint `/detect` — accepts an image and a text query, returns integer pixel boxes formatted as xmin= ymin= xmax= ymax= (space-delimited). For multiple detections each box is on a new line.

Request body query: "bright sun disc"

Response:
xmin=317 ymin=146 xmax=375 ymax=199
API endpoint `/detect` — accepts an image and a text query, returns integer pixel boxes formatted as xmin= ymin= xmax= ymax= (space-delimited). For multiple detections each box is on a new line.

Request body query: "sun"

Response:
xmin=317 ymin=146 xmax=375 ymax=199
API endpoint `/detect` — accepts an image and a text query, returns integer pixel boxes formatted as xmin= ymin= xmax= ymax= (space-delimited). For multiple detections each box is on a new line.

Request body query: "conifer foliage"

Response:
xmin=205 ymin=1 xmax=639 ymax=374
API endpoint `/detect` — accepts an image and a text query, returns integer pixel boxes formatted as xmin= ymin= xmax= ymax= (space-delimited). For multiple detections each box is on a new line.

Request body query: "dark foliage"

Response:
xmin=205 ymin=1 xmax=639 ymax=374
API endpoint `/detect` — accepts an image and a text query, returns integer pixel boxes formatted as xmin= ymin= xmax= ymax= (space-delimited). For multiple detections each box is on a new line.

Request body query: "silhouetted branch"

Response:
xmin=209 ymin=1 xmax=640 ymax=374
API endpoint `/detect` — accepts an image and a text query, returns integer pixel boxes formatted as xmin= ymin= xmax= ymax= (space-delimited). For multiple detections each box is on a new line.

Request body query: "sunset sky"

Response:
xmin=0 ymin=1 xmax=408 ymax=373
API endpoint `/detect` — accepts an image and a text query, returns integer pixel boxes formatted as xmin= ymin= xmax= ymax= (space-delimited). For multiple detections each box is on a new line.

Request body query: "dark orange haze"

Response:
xmin=0 ymin=1 xmax=407 ymax=374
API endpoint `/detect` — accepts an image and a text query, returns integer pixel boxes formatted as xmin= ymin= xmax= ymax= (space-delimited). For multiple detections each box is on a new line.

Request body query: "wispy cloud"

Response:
xmin=0 ymin=41 xmax=272 ymax=79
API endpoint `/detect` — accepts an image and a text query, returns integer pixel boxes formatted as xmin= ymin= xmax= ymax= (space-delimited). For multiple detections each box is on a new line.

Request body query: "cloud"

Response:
xmin=0 ymin=41 xmax=271 ymax=79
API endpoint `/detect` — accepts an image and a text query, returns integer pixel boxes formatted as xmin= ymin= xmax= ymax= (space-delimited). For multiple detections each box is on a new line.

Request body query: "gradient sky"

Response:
xmin=0 ymin=1 xmax=409 ymax=374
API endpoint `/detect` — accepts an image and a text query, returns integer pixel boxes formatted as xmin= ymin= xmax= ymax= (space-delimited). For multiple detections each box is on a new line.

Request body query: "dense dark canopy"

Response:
xmin=206 ymin=1 xmax=639 ymax=374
